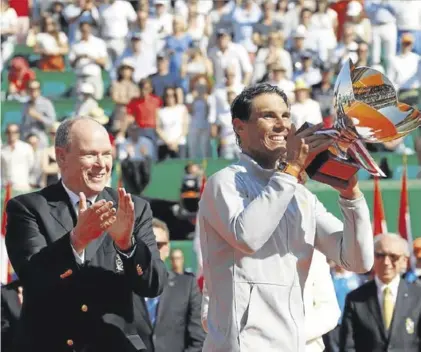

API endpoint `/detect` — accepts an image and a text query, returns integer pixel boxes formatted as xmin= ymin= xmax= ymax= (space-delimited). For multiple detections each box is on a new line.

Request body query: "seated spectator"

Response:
xmin=110 ymin=59 xmax=139 ymax=131
xmin=1 ymin=123 xmax=34 ymax=192
xmin=0 ymin=0 xmax=18 ymax=69
xmin=41 ymin=122 xmax=60 ymax=187
xmin=127 ymin=78 xmax=162 ymax=143
xmin=186 ymin=74 xmax=216 ymax=159
xmin=332 ymin=24 xmax=359 ymax=71
xmin=7 ymin=56 xmax=35 ymax=101
xmin=290 ymin=79 xmax=323 ymax=129
xmin=252 ymin=1 xmax=283 ymax=50
xmin=25 ymin=133 xmax=44 ymax=189
xmin=68 ymin=21 xmax=107 ymax=100
xmin=47 ymin=1 xmax=68 ymax=33
xmin=186 ymin=2 xmax=209 ymax=50
xmin=156 ymin=86 xmax=189 ymax=161
xmin=34 ymin=15 xmax=68 ymax=71
xmin=152 ymin=0 xmax=173 ymax=40
xmin=21 ymin=80 xmax=56 ymax=148
xmin=73 ymin=82 xmax=99 ymax=117
xmin=354 ymin=41 xmax=371 ymax=67
xmin=289 ymin=25 xmax=321 ymax=73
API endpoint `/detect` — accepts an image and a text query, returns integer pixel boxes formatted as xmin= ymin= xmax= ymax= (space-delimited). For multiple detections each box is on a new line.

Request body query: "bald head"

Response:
xmin=55 ymin=116 xmax=113 ymax=198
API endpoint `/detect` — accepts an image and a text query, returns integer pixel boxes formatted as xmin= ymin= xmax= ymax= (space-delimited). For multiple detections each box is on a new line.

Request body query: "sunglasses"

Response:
xmin=374 ymin=252 xmax=402 ymax=262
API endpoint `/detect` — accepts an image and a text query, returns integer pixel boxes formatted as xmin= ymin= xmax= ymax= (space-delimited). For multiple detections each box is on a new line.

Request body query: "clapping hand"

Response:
xmin=71 ymin=193 xmax=116 ymax=254
xmin=108 ymin=188 xmax=135 ymax=250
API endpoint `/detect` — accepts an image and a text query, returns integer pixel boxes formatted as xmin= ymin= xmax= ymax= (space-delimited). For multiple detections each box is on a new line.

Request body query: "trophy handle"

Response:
xmin=348 ymin=140 xmax=386 ymax=177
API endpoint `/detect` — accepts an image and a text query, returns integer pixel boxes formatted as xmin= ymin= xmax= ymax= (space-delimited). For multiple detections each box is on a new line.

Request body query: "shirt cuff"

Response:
xmin=71 ymin=245 xmax=85 ymax=264
xmin=114 ymin=237 xmax=137 ymax=259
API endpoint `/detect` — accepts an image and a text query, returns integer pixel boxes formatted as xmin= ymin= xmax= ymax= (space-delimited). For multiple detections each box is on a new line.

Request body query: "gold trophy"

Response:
xmin=301 ymin=59 xmax=421 ymax=189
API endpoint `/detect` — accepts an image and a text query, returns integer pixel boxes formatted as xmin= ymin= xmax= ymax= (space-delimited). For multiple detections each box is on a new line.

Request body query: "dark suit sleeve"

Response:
xmin=339 ymin=295 xmax=356 ymax=352
xmin=5 ymin=198 xmax=80 ymax=296
xmin=1 ymin=292 xmax=12 ymax=352
xmin=184 ymin=276 xmax=206 ymax=352
xmin=120 ymin=199 xmax=168 ymax=297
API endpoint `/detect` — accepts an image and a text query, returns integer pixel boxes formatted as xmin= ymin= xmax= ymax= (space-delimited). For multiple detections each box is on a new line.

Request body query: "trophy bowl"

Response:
xmin=301 ymin=59 xmax=421 ymax=189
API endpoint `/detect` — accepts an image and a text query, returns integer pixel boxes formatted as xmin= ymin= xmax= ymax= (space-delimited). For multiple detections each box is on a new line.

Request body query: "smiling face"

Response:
xmin=56 ymin=119 xmax=112 ymax=198
xmin=234 ymin=93 xmax=291 ymax=168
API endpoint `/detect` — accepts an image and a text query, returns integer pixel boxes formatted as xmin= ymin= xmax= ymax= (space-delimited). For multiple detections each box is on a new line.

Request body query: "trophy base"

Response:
xmin=306 ymin=150 xmax=360 ymax=189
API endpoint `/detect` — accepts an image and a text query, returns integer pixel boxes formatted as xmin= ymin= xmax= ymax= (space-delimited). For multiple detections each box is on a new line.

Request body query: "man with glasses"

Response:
xmin=133 ymin=218 xmax=205 ymax=352
xmin=1 ymin=123 xmax=34 ymax=191
xmin=340 ymin=233 xmax=421 ymax=352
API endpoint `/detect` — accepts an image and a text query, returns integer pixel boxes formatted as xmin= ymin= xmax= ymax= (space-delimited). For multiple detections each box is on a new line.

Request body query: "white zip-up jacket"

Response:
xmin=198 ymin=153 xmax=373 ymax=352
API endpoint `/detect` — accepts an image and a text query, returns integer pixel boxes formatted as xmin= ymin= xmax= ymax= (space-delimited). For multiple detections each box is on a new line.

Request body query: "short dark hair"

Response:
xmin=230 ymin=83 xmax=289 ymax=122
xmin=230 ymin=83 xmax=289 ymax=146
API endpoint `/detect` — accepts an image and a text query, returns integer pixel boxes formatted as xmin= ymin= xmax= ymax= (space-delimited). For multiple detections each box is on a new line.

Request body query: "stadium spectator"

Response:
xmin=25 ymin=133 xmax=44 ymax=189
xmin=1 ymin=123 xmax=34 ymax=192
xmin=156 ymin=86 xmax=189 ymax=161
xmin=68 ymin=21 xmax=107 ymax=100
xmin=184 ymin=41 xmax=213 ymax=91
xmin=98 ymin=0 xmax=137 ymax=69
xmin=7 ymin=56 xmax=36 ymax=101
xmin=110 ymin=58 xmax=139 ymax=131
xmin=311 ymin=64 xmax=335 ymax=121
xmin=0 ymin=0 xmax=18 ymax=70
xmin=266 ymin=63 xmax=295 ymax=101
xmin=252 ymin=0 xmax=283 ymax=50
xmin=63 ymin=0 xmax=99 ymax=45
xmin=343 ymin=1 xmax=372 ymax=45
xmin=392 ymin=0 xmax=421 ymax=56
xmin=20 ymin=80 xmax=56 ymax=148
xmin=73 ymin=82 xmax=99 ymax=117
xmin=293 ymin=51 xmax=322 ymax=87
xmin=127 ymin=77 xmax=162 ymax=144
xmin=34 ymin=15 xmax=69 ymax=72
xmin=290 ymin=79 xmax=322 ymax=129
xmin=170 ymin=248 xmax=186 ymax=275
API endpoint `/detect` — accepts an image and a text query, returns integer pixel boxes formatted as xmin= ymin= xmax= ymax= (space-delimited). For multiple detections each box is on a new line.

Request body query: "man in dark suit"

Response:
xmin=340 ymin=233 xmax=421 ymax=352
xmin=1 ymin=280 xmax=23 ymax=351
xmin=5 ymin=117 xmax=168 ymax=352
xmin=133 ymin=218 xmax=205 ymax=352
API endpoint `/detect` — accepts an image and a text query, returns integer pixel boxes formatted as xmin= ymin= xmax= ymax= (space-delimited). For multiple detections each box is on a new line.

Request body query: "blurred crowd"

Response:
xmin=1 ymin=0 xmax=421 ymax=192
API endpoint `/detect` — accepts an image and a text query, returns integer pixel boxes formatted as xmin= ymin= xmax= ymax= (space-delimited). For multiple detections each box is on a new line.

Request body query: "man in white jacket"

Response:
xmin=198 ymin=83 xmax=373 ymax=352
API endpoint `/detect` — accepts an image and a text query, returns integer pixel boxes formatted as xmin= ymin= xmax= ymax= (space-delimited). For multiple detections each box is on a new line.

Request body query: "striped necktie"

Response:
xmin=383 ymin=286 xmax=394 ymax=330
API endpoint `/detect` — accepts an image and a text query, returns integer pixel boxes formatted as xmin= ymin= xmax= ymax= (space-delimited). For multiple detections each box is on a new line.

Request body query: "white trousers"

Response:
xmin=371 ymin=22 xmax=397 ymax=67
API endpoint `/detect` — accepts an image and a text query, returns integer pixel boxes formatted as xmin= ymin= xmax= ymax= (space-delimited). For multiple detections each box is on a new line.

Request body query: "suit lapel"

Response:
xmin=137 ymin=296 xmax=153 ymax=331
xmin=47 ymin=182 xmax=77 ymax=239
xmin=85 ymin=189 xmax=115 ymax=262
xmin=155 ymin=271 xmax=175 ymax=329
xmin=366 ymin=281 xmax=387 ymax=339
xmin=387 ymin=279 xmax=410 ymax=341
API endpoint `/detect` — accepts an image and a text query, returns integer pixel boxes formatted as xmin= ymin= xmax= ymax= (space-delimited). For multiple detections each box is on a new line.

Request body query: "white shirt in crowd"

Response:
xmin=208 ymin=42 xmax=253 ymax=87
xmin=157 ymin=105 xmax=188 ymax=146
xmin=0 ymin=7 xmax=17 ymax=38
xmin=388 ymin=52 xmax=421 ymax=90
xmin=36 ymin=32 xmax=68 ymax=55
xmin=268 ymin=79 xmax=295 ymax=102
xmin=303 ymin=250 xmax=341 ymax=352
xmin=291 ymin=98 xmax=323 ymax=129
xmin=391 ymin=1 xmax=421 ymax=31
xmin=63 ymin=4 xmax=100 ymax=43
xmin=99 ymin=0 xmax=137 ymax=39
xmin=68 ymin=35 xmax=107 ymax=77
xmin=1 ymin=140 xmax=34 ymax=191
xmin=115 ymin=137 xmax=156 ymax=162
xmin=374 ymin=274 xmax=400 ymax=316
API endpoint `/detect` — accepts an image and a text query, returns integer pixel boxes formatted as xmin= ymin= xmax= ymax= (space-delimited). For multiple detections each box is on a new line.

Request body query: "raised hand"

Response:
xmin=108 ymin=188 xmax=135 ymax=250
xmin=71 ymin=193 xmax=116 ymax=254
xmin=285 ymin=124 xmax=310 ymax=171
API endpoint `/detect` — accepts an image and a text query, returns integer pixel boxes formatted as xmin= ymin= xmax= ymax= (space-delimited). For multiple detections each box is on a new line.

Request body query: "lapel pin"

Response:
xmin=169 ymin=281 xmax=175 ymax=287
xmin=404 ymin=293 xmax=408 ymax=298
xmin=60 ymin=269 xmax=73 ymax=279
xmin=115 ymin=254 xmax=124 ymax=273
xmin=405 ymin=317 xmax=414 ymax=334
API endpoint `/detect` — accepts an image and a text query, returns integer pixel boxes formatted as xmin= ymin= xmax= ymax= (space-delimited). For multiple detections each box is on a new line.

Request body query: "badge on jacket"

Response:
xmin=405 ymin=317 xmax=414 ymax=334
xmin=116 ymin=254 xmax=124 ymax=273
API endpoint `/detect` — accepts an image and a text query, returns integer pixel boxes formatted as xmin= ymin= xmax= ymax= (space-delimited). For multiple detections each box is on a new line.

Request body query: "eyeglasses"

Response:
xmin=6 ymin=130 xmax=19 ymax=135
xmin=374 ymin=252 xmax=402 ymax=262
